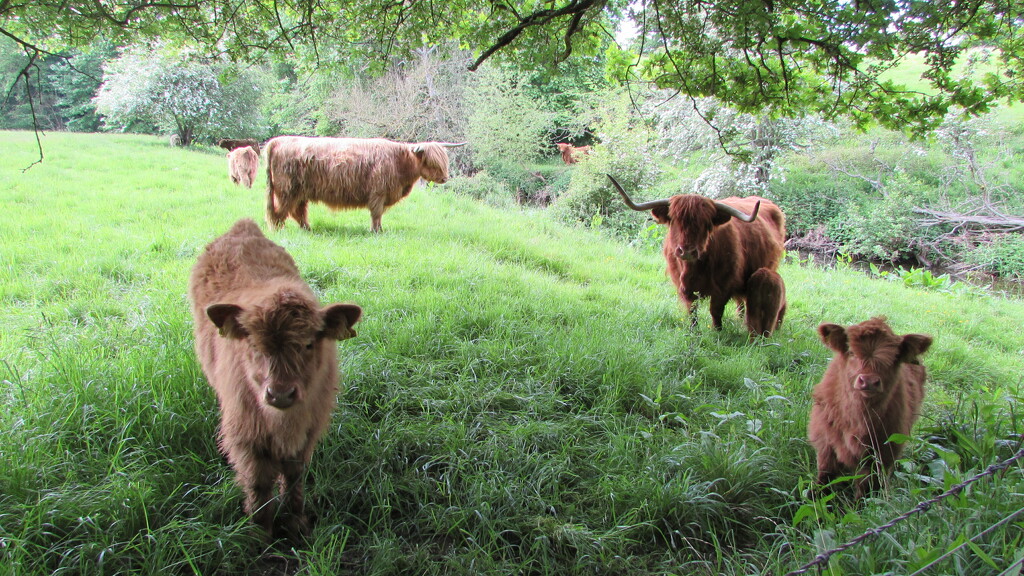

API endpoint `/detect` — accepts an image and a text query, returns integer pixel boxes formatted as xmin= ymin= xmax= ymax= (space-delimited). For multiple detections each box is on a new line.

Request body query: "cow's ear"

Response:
xmin=899 ymin=333 xmax=932 ymax=363
xmin=207 ymin=304 xmax=249 ymax=339
xmin=320 ymin=303 xmax=363 ymax=341
xmin=818 ymin=323 xmax=848 ymax=353
xmin=651 ymin=206 xmax=671 ymax=224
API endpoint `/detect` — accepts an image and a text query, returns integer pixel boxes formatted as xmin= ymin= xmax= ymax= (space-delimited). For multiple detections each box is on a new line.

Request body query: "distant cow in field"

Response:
xmin=808 ymin=317 xmax=932 ymax=498
xmin=265 ymin=136 xmax=466 ymax=233
xmin=557 ymin=142 xmax=591 ymax=164
xmin=218 ymin=138 xmax=261 ymax=155
xmin=189 ymin=218 xmax=362 ymax=542
xmin=227 ymin=146 xmax=259 ymax=188
xmin=608 ymin=175 xmax=786 ymax=334
xmin=745 ymin=268 xmax=787 ymax=337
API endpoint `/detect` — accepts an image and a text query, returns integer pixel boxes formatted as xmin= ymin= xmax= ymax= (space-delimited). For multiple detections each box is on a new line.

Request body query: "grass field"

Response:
xmin=1 ymin=131 xmax=1022 ymax=575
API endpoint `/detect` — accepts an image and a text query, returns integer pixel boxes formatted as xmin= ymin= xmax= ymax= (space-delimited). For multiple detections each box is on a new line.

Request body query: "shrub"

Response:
xmin=446 ymin=171 xmax=514 ymax=207
xmin=466 ymin=64 xmax=554 ymax=171
xmin=965 ymin=234 xmax=1024 ymax=279
xmin=770 ymin=169 xmax=863 ymax=236
xmin=550 ymin=91 xmax=661 ymax=239
xmin=827 ymin=173 xmax=937 ymax=262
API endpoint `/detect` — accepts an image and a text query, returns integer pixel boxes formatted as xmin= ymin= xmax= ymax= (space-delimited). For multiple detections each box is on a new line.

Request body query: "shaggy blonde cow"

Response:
xmin=189 ymin=218 xmax=362 ymax=542
xmin=265 ymin=136 xmax=465 ymax=232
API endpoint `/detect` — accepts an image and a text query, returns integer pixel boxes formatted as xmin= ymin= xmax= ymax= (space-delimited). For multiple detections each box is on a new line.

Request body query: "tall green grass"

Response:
xmin=1 ymin=131 xmax=1022 ymax=575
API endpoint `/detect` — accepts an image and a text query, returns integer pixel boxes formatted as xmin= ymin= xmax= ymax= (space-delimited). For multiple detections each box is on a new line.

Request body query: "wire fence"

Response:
xmin=784 ymin=444 xmax=1024 ymax=576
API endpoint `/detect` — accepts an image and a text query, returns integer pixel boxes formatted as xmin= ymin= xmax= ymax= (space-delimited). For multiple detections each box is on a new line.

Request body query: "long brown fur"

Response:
xmin=745 ymin=267 xmax=786 ymax=337
xmin=651 ymin=194 xmax=786 ymax=332
xmin=265 ymin=136 xmax=454 ymax=232
xmin=227 ymin=146 xmax=259 ymax=188
xmin=808 ymin=317 xmax=932 ymax=498
xmin=188 ymin=219 xmax=362 ymax=542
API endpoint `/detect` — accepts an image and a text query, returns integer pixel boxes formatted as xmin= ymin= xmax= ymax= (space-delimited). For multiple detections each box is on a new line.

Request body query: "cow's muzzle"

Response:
xmin=265 ymin=384 xmax=298 ymax=409
xmin=853 ymin=374 xmax=881 ymax=393
xmin=674 ymin=246 xmax=699 ymax=262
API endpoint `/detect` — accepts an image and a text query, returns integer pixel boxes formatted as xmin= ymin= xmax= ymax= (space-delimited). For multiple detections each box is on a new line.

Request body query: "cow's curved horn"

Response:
xmin=714 ymin=199 xmax=760 ymax=222
xmin=439 ymin=142 xmax=468 ymax=148
xmin=607 ymin=174 xmax=670 ymax=211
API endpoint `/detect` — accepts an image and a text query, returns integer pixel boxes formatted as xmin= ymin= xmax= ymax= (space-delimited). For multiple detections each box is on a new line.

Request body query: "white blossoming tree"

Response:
xmin=93 ymin=45 xmax=265 ymax=146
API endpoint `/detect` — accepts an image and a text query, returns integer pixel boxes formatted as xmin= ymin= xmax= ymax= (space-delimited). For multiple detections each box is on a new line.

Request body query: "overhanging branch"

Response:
xmin=469 ymin=0 xmax=606 ymax=70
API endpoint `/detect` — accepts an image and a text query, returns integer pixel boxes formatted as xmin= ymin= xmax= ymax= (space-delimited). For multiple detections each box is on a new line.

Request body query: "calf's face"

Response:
xmin=818 ymin=319 xmax=932 ymax=399
xmin=207 ymin=292 xmax=362 ymax=410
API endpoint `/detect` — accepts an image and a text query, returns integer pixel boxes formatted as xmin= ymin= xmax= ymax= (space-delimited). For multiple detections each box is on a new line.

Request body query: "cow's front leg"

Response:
xmin=681 ymin=293 xmax=699 ymax=328
xmin=368 ymin=198 xmax=385 ymax=233
xmin=232 ymin=448 xmax=279 ymax=540
xmin=277 ymin=458 xmax=310 ymax=542
xmin=709 ymin=294 xmax=730 ymax=330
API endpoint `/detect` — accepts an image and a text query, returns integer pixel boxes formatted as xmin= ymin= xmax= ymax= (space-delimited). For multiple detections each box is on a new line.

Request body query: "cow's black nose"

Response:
xmin=265 ymin=385 xmax=297 ymax=409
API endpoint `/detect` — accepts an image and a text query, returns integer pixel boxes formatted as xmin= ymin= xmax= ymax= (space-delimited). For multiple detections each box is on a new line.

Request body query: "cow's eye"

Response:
xmin=305 ymin=341 xmax=315 ymax=350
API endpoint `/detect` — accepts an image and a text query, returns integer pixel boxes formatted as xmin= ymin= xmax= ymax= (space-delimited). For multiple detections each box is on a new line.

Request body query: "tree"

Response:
xmin=49 ymin=40 xmax=117 ymax=132
xmin=1 ymin=37 xmax=63 ymax=130
xmin=644 ymin=93 xmax=837 ymax=194
xmin=326 ymin=45 xmax=472 ymax=144
xmin=465 ymin=64 xmax=555 ymax=170
xmin=93 ymin=44 xmax=265 ymax=145
xmin=3 ymin=0 xmax=1022 ymax=139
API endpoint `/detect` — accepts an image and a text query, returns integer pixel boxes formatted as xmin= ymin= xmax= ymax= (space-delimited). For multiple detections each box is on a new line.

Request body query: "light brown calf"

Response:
xmin=227 ymin=146 xmax=259 ymax=188
xmin=189 ymin=218 xmax=362 ymax=542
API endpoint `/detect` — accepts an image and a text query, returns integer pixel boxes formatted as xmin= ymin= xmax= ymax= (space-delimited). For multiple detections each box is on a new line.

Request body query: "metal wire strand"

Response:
xmin=785 ymin=445 xmax=1024 ymax=576
xmin=906 ymin=505 xmax=1024 ymax=576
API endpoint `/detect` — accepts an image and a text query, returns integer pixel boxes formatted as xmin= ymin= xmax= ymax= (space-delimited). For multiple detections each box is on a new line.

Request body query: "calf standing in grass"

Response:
xmin=189 ymin=219 xmax=362 ymax=542
xmin=808 ymin=317 xmax=932 ymax=498
xmin=744 ymin=268 xmax=786 ymax=337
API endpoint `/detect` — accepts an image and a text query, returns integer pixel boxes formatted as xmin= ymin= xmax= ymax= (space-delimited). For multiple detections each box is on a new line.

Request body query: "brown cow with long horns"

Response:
xmin=608 ymin=175 xmax=786 ymax=333
xmin=265 ymin=136 xmax=466 ymax=233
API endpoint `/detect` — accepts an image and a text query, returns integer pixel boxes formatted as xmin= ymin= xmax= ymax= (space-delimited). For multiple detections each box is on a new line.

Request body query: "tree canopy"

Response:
xmin=2 ymin=0 xmax=1022 ymax=134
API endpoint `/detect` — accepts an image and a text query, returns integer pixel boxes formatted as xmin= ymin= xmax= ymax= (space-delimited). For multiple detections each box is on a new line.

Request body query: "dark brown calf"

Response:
xmin=745 ymin=267 xmax=786 ymax=337
xmin=808 ymin=317 xmax=932 ymax=498
xmin=218 ymin=138 xmax=261 ymax=154
xmin=189 ymin=219 xmax=362 ymax=542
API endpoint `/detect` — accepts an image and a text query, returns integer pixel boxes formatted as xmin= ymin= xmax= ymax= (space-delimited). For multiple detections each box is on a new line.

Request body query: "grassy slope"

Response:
xmin=1 ymin=131 xmax=1022 ymax=575
xmin=878 ymin=51 xmax=1024 ymax=124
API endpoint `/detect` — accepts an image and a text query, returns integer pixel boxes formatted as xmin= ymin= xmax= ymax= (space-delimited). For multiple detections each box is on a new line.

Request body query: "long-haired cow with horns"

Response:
xmin=265 ymin=136 xmax=466 ymax=232
xmin=608 ymin=175 xmax=786 ymax=334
